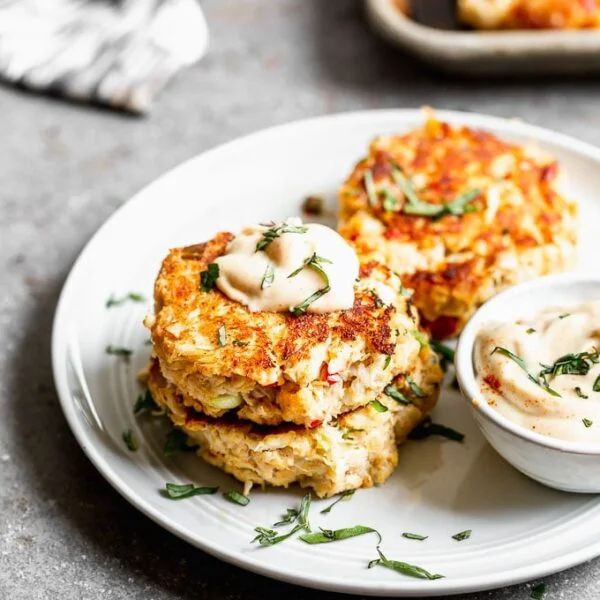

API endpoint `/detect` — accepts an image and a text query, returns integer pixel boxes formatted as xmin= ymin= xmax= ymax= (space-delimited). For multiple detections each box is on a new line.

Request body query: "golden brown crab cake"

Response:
xmin=145 ymin=233 xmax=434 ymax=427
xmin=146 ymin=352 xmax=442 ymax=498
xmin=458 ymin=0 xmax=600 ymax=30
xmin=338 ymin=114 xmax=577 ymax=339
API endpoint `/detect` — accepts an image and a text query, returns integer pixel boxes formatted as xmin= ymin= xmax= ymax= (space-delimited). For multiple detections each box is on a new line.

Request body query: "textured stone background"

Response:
xmin=2 ymin=1 xmax=600 ymax=599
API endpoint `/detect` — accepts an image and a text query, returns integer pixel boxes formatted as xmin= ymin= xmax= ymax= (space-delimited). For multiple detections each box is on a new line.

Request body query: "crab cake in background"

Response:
xmin=146 ymin=225 xmax=429 ymax=428
xmin=338 ymin=114 xmax=577 ymax=339
xmin=146 ymin=344 xmax=442 ymax=498
xmin=458 ymin=0 xmax=600 ymax=30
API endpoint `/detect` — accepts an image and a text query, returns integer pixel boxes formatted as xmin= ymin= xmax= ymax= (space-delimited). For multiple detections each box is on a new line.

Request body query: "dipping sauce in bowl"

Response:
xmin=475 ymin=301 xmax=600 ymax=443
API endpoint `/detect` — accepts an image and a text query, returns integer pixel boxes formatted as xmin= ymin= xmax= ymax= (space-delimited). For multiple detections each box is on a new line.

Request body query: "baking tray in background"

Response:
xmin=366 ymin=0 xmax=600 ymax=75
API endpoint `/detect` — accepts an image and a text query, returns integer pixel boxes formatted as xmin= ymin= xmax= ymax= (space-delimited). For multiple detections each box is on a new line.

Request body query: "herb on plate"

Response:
xmin=408 ymin=417 xmax=465 ymax=442
xmin=406 ymin=376 xmax=426 ymax=398
xmin=133 ymin=389 xmax=157 ymax=415
xmin=300 ymin=525 xmax=380 ymax=545
xmin=164 ymin=483 xmax=218 ymax=500
xmin=106 ymin=292 xmax=146 ymax=308
xmin=595 ymin=375 xmax=600 ymax=392
xmin=106 ymin=345 xmax=133 ymax=361
xmin=164 ymin=429 xmax=195 ymax=456
xmin=252 ymin=493 xmax=312 ymax=546
xmin=368 ymin=547 xmax=444 ymax=580
xmin=223 ymin=490 xmax=250 ymax=506
xmin=383 ymin=355 xmax=392 ymax=370
xmin=526 ymin=328 xmax=536 ymax=334
xmin=200 ymin=263 xmax=220 ymax=292
xmin=452 ymin=529 xmax=472 ymax=541
xmin=402 ymin=532 xmax=428 ymax=541
xmin=583 ymin=418 xmax=594 ymax=428
xmin=320 ymin=490 xmax=355 ymax=514
xmin=290 ymin=286 xmax=330 ymax=316
xmin=574 ymin=387 xmax=589 ymax=399
xmin=122 ymin=429 xmax=138 ymax=452
xmin=430 ymin=340 xmax=455 ymax=363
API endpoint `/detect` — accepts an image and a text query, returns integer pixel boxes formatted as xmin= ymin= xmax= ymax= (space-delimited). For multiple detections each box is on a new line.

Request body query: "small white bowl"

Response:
xmin=455 ymin=273 xmax=600 ymax=493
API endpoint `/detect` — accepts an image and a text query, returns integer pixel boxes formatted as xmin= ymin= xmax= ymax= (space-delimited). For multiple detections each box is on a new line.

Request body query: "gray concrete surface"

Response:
xmin=2 ymin=1 xmax=600 ymax=598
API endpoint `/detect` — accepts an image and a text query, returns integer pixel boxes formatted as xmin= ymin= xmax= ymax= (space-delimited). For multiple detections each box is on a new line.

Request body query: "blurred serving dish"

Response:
xmin=366 ymin=0 xmax=600 ymax=75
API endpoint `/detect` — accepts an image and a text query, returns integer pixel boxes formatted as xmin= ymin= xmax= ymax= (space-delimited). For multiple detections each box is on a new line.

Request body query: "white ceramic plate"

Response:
xmin=52 ymin=109 xmax=600 ymax=597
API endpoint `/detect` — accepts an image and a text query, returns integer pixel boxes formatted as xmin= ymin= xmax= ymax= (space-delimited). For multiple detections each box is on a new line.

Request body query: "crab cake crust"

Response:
xmin=146 ymin=234 xmax=433 ymax=426
xmin=458 ymin=0 xmax=600 ymax=30
xmin=338 ymin=115 xmax=577 ymax=339
xmin=147 ymin=351 xmax=442 ymax=498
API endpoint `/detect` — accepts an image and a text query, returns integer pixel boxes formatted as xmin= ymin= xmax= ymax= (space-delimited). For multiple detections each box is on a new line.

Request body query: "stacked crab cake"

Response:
xmin=145 ymin=222 xmax=442 ymax=498
xmin=338 ymin=113 xmax=578 ymax=339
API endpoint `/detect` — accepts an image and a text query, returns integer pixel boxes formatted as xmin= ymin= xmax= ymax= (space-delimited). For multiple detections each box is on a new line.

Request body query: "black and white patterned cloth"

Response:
xmin=0 ymin=0 xmax=208 ymax=113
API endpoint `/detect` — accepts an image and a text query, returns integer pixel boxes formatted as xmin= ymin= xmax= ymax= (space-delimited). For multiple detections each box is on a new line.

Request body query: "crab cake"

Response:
xmin=458 ymin=0 xmax=600 ymax=30
xmin=147 ymin=349 xmax=442 ymax=498
xmin=338 ymin=114 xmax=577 ymax=339
xmin=146 ymin=233 xmax=433 ymax=427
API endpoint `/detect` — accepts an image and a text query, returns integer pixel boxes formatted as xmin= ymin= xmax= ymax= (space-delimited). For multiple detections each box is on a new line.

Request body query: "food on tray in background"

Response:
xmin=338 ymin=112 xmax=577 ymax=339
xmin=143 ymin=219 xmax=442 ymax=497
xmin=475 ymin=300 xmax=600 ymax=442
xmin=458 ymin=0 xmax=600 ymax=30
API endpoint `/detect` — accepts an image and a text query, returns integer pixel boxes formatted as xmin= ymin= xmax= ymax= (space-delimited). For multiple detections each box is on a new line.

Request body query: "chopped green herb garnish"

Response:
xmin=256 ymin=223 xmax=308 ymax=252
xmin=526 ymin=328 xmax=536 ymax=334
xmin=370 ymin=399 xmax=389 ymax=413
xmin=539 ymin=349 xmax=600 ymax=381
xmin=384 ymin=384 xmax=410 ymax=405
xmin=288 ymin=253 xmax=332 ymax=284
xmin=402 ymin=532 xmax=428 ymax=541
xmin=492 ymin=346 xmax=561 ymax=397
xmin=411 ymin=330 xmax=429 ymax=349
xmin=368 ymin=289 xmax=386 ymax=308
xmin=106 ymin=292 xmax=146 ymax=308
xmin=261 ymin=264 xmax=275 ymax=289
xmin=558 ymin=313 xmax=571 ymax=319
xmin=290 ymin=286 xmax=330 ymax=316
xmin=531 ymin=583 xmax=547 ymax=599
xmin=594 ymin=375 xmax=600 ymax=392
xmin=300 ymin=525 xmax=380 ymax=545
xmin=408 ymin=417 xmax=465 ymax=442
xmin=232 ymin=339 xmax=250 ymax=347
xmin=106 ymin=345 xmax=133 ymax=361
xmin=406 ymin=376 xmax=426 ymax=398
xmin=383 ymin=355 xmax=392 ymax=370
xmin=122 ymin=429 xmax=138 ymax=451
xmin=200 ymin=263 xmax=220 ymax=292
xmin=320 ymin=490 xmax=355 ymax=514
xmin=341 ymin=428 xmax=363 ymax=440
xmin=363 ymin=170 xmax=378 ymax=207
xmin=583 ymin=418 xmax=593 ymax=428
xmin=392 ymin=167 xmax=479 ymax=219
xmin=399 ymin=284 xmax=412 ymax=297
xmin=452 ymin=529 xmax=472 ymax=541
xmin=217 ymin=325 xmax=227 ymax=347
xmin=164 ymin=429 xmax=194 ymax=456
xmin=253 ymin=493 xmax=311 ymax=546
xmin=430 ymin=340 xmax=455 ymax=362
xmin=223 ymin=490 xmax=250 ymax=506
xmin=575 ymin=387 xmax=589 ymax=399
xmin=368 ymin=547 xmax=443 ymax=580
xmin=273 ymin=508 xmax=299 ymax=527
xmin=133 ymin=389 xmax=157 ymax=415
xmin=164 ymin=483 xmax=218 ymax=499
xmin=381 ymin=189 xmax=399 ymax=212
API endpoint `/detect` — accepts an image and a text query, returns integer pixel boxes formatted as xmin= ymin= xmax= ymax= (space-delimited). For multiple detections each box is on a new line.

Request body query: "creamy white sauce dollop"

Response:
xmin=475 ymin=301 xmax=600 ymax=442
xmin=214 ymin=218 xmax=359 ymax=314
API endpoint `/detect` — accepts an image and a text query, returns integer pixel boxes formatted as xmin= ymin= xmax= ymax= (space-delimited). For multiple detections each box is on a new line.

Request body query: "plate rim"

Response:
xmin=52 ymin=108 xmax=600 ymax=597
